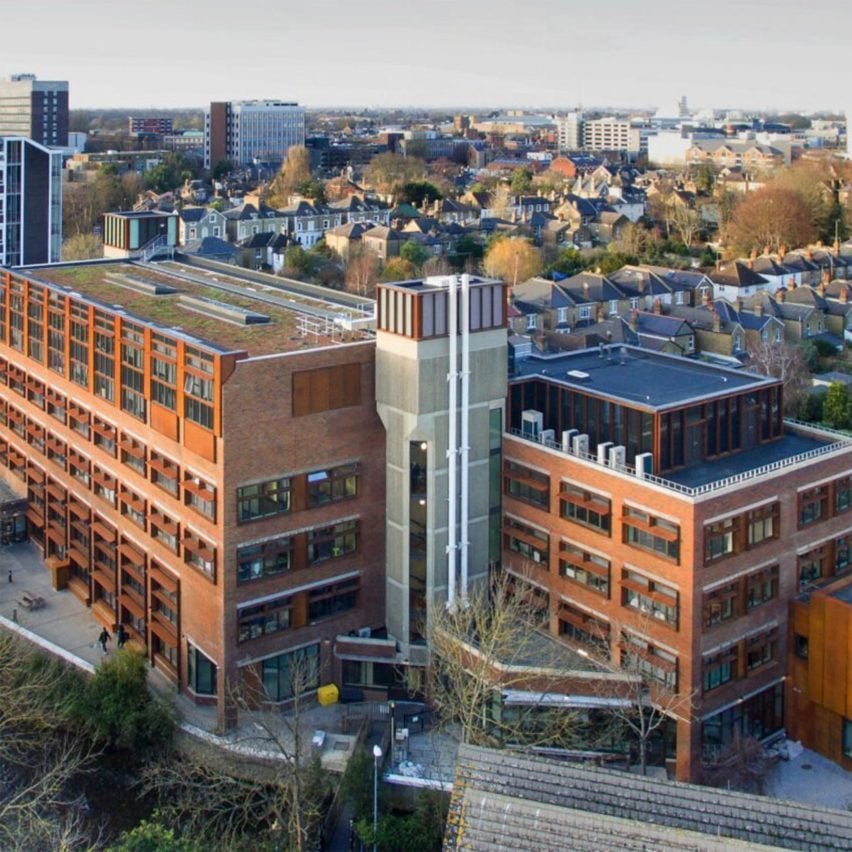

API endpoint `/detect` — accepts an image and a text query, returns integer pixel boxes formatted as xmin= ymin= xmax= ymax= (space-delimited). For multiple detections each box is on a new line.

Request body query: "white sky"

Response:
xmin=4 ymin=0 xmax=849 ymax=112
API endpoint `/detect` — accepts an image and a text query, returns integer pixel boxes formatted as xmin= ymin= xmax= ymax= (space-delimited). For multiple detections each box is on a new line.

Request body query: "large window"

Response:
xmin=621 ymin=570 xmax=679 ymax=628
xmin=559 ymin=541 xmax=610 ymax=596
xmin=261 ymin=644 xmax=320 ymax=702
xmin=559 ymin=482 xmax=611 ymax=534
xmin=237 ymin=477 xmax=291 ymax=522
xmin=308 ymin=577 xmax=359 ymax=621
xmin=151 ymin=333 xmax=177 ymax=410
xmin=798 ymin=546 xmax=826 ymax=588
xmin=504 ymin=460 xmax=550 ymax=510
xmin=307 ymin=463 xmax=358 ymax=506
xmin=746 ymin=503 xmax=779 ymax=547
xmin=503 ymin=516 xmax=549 ymax=568
xmin=237 ymin=536 xmax=293 ymax=583
xmin=799 ymin=486 xmax=829 ymax=528
xmin=746 ymin=565 xmax=778 ymax=609
xmin=620 ymin=632 xmax=678 ymax=690
xmin=703 ymin=649 xmax=737 ymax=693
xmin=307 ymin=520 xmax=358 ymax=563
xmin=93 ymin=310 xmax=115 ymax=403
xmin=187 ymin=643 xmax=217 ymax=696
xmin=121 ymin=321 xmax=146 ymax=421
xmin=704 ymin=516 xmax=740 ymax=563
xmin=238 ymin=594 xmax=292 ymax=642
xmin=623 ymin=507 xmax=679 ymax=562
xmin=704 ymin=582 xmax=738 ymax=626
xmin=746 ymin=630 xmax=777 ymax=671
xmin=559 ymin=602 xmax=610 ymax=657
xmin=183 ymin=345 xmax=215 ymax=429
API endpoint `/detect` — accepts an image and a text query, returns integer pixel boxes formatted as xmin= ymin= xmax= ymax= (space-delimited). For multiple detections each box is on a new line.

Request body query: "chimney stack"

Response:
xmin=712 ymin=307 xmax=721 ymax=333
xmin=629 ymin=308 xmax=638 ymax=331
xmin=787 ymin=277 xmax=796 ymax=291
xmin=755 ymin=301 xmax=764 ymax=317
xmin=653 ymin=298 xmax=662 ymax=315
xmin=777 ymin=288 xmax=786 ymax=303
xmin=779 ymin=244 xmax=787 ymax=260
xmin=841 ymin=287 xmax=849 ymax=304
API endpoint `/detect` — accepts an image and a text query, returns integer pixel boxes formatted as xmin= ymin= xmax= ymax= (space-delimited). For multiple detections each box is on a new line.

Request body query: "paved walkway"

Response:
xmin=0 ymin=542 xmax=371 ymax=772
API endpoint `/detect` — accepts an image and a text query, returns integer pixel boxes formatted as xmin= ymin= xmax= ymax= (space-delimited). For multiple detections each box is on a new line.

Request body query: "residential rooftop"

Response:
xmin=14 ymin=259 xmax=374 ymax=358
xmin=511 ymin=345 xmax=775 ymax=412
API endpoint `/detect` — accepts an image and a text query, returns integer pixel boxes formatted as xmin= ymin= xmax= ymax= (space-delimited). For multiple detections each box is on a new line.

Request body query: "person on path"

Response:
xmin=116 ymin=624 xmax=128 ymax=649
xmin=98 ymin=627 xmax=110 ymax=654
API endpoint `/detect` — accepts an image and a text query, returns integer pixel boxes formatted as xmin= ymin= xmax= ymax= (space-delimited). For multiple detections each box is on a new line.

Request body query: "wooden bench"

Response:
xmin=18 ymin=590 xmax=45 ymax=610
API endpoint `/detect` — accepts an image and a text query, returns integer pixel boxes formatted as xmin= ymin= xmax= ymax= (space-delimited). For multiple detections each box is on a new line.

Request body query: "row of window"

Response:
xmin=236 ymin=520 xmax=359 ymax=583
xmin=236 ymin=463 xmax=358 ymax=523
xmin=702 ymin=629 xmax=778 ymax=693
xmin=0 ymin=288 xmax=217 ymax=431
xmin=704 ymin=503 xmax=780 ymax=563
xmin=237 ymin=576 xmax=360 ymax=643
xmin=0 ymin=390 xmax=216 ymax=520
xmin=703 ymin=566 xmax=779 ymax=627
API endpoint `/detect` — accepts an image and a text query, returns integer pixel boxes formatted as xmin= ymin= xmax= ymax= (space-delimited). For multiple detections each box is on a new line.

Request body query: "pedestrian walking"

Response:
xmin=98 ymin=627 xmax=110 ymax=654
xmin=7 ymin=569 xmax=11 ymax=583
xmin=116 ymin=624 xmax=128 ymax=649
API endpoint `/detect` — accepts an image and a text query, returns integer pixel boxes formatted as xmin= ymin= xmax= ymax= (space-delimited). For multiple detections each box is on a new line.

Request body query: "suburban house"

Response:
xmin=177 ymin=207 xmax=228 ymax=244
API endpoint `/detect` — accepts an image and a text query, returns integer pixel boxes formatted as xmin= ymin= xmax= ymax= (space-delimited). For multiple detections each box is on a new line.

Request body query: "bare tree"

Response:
xmin=702 ymin=733 xmax=774 ymax=794
xmin=426 ymin=570 xmax=588 ymax=750
xmin=746 ymin=337 xmax=811 ymax=414
xmin=670 ymin=202 xmax=701 ymax=247
xmin=145 ymin=653 xmax=330 ymax=852
xmin=344 ymin=244 xmax=380 ymax=297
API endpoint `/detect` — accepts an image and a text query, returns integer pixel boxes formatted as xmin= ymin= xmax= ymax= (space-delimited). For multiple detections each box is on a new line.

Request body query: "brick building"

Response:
xmin=0 ymin=259 xmax=383 ymax=727
xmin=501 ymin=344 xmax=852 ymax=780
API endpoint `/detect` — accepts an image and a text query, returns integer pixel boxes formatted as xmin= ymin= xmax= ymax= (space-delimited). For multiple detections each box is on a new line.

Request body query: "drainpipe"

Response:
xmin=446 ymin=275 xmax=458 ymax=606
xmin=460 ymin=273 xmax=471 ymax=601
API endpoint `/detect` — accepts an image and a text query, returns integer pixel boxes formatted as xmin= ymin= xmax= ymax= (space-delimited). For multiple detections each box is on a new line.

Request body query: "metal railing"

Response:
xmin=136 ymin=233 xmax=174 ymax=263
xmin=507 ymin=422 xmax=852 ymax=499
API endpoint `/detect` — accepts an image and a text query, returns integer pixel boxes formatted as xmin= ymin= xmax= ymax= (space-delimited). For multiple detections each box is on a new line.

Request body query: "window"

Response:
xmin=798 ymin=546 xmax=825 ymax=588
xmin=746 ymin=631 xmax=777 ymax=671
xmin=836 ymin=476 xmax=852 ymax=514
xmin=609 ymin=299 xmax=619 ymax=315
xmin=747 ymin=503 xmax=779 ymax=547
xmin=703 ymin=649 xmax=736 ymax=692
xmin=559 ymin=541 xmax=609 ymax=596
xmin=261 ymin=644 xmax=320 ymax=702
xmin=746 ymin=565 xmax=778 ymax=609
xmin=69 ymin=304 xmax=89 ymax=387
xmin=150 ymin=333 xmax=177 ymax=410
xmin=704 ymin=516 xmax=741 ymax=562
xmin=184 ymin=474 xmax=216 ymax=519
xmin=183 ymin=346 xmax=215 ymax=429
xmin=93 ymin=310 xmax=115 ymax=402
xmin=307 ymin=463 xmax=358 ymax=506
xmin=799 ymin=486 xmax=829 ymax=527
xmin=237 ymin=536 xmax=293 ymax=583
xmin=120 ymin=487 xmax=146 ymax=529
xmin=620 ymin=632 xmax=677 ymax=690
xmin=92 ymin=466 xmax=117 ymax=507
xmin=704 ymin=582 xmax=738 ymax=626
xmin=307 ymin=520 xmax=358 ymax=563
xmin=526 ymin=314 xmax=537 ymax=331
xmin=843 ymin=720 xmax=852 ymax=759
xmin=504 ymin=460 xmax=549 ymax=510
xmin=93 ymin=418 xmax=117 ymax=457
xmin=184 ymin=532 xmax=216 ymax=579
xmin=621 ymin=570 xmax=679 ymax=627
xmin=579 ymin=306 xmax=591 ymax=320
xmin=150 ymin=507 xmax=179 ymax=552
xmin=503 ymin=516 xmax=549 ymax=567
xmin=623 ymin=506 xmax=679 ymax=561
xmin=308 ymin=577 xmax=359 ymax=621
xmin=559 ymin=602 xmax=610 ymax=657
xmin=560 ymin=482 xmax=611 ymax=534
xmin=150 ymin=452 xmax=179 ymax=496
xmin=121 ymin=321 xmax=146 ymax=421
xmin=794 ymin=634 xmax=809 ymax=660
xmin=187 ymin=643 xmax=217 ymax=696
xmin=238 ymin=594 xmax=292 ymax=642
xmin=237 ymin=477 xmax=290 ymax=522
xmin=120 ymin=434 xmax=146 ymax=476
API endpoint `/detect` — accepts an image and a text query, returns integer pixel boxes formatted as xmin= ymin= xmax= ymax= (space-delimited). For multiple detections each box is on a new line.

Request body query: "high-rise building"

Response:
xmin=0 ymin=74 xmax=69 ymax=148
xmin=204 ymin=100 xmax=306 ymax=169
xmin=582 ymin=116 xmax=641 ymax=154
xmin=0 ymin=137 xmax=62 ymax=267
xmin=129 ymin=117 xmax=173 ymax=136
xmin=557 ymin=111 xmax=584 ymax=151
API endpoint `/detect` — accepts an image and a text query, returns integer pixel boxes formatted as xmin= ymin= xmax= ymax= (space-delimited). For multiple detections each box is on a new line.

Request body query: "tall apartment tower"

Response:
xmin=0 ymin=75 xmax=69 ymax=147
xmin=0 ymin=137 xmax=62 ymax=267
xmin=557 ymin=111 xmax=584 ymax=152
xmin=204 ymin=100 xmax=306 ymax=169
xmin=374 ymin=275 xmax=507 ymax=665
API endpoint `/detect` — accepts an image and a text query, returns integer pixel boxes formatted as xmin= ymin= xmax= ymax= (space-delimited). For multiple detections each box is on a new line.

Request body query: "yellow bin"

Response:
xmin=317 ymin=683 xmax=339 ymax=706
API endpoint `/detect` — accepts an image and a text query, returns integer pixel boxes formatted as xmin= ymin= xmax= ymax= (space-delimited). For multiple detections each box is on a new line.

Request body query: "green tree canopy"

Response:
xmin=399 ymin=180 xmax=443 ymax=207
xmin=822 ymin=382 xmax=850 ymax=430
xmin=400 ymin=240 xmax=430 ymax=268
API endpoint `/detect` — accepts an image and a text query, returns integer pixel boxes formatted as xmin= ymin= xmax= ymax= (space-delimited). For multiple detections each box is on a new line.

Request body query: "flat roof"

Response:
xmin=14 ymin=260 xmax=373 ymax=358
xmin=379 ymin=274 xmax=503 ymax=293
xmin=512 ymin=346 xmax=776 ymax=412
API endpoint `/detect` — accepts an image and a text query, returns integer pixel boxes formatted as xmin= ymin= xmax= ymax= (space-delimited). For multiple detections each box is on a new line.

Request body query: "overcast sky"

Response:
xmin=5 ymin=0 xmax=848 ymax=112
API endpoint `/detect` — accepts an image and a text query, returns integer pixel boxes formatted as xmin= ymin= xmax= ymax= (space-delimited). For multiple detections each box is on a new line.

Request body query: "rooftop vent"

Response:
xmin=105 ymin=273 xmax=177 ymax=296
xmin=178 ymin=295 xmax=270 ymax=326
xmin=567 ymin=369 xmax=590 ymax=381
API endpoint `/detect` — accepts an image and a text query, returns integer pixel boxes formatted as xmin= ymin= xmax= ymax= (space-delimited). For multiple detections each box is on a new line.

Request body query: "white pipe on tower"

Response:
xmin=460 ymin=273 xmax=471 ymax=600
xmin=446 ymin=275 xmax=458 ymax=606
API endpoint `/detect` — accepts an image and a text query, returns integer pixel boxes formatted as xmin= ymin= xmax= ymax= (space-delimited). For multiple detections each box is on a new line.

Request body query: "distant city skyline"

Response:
xmin=6 ymin=0 xmax=849 ymax=113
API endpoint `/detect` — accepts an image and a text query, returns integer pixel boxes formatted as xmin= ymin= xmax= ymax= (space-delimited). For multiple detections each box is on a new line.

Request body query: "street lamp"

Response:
xmin=372 ymin=744 xmax=382 ymax=851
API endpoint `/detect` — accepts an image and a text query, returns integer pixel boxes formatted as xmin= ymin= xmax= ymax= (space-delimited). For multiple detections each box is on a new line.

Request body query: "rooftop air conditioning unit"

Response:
xmin=522 ymin=409 xmax=543 ymax=439
xmin=635 ymin=452 xmax=653 ymax=479
xmin=597 ymin=441 xmax=614 ymax=465
xmin=540 ymin=428 xmax=555 ymax=445
xmin=356 ymin=627 xmax=372 ymax=638
xmin=609 ymin=445 xmax=627 ymax=469
xmin=572 ymin=434 xmax=589 ymax=455
xmin=562 ymin=429 xmax=579 ymax=453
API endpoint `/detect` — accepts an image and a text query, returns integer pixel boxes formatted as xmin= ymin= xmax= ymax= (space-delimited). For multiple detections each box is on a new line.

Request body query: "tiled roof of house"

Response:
xmin=445 ymin=744 xmax=852 ymax=851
